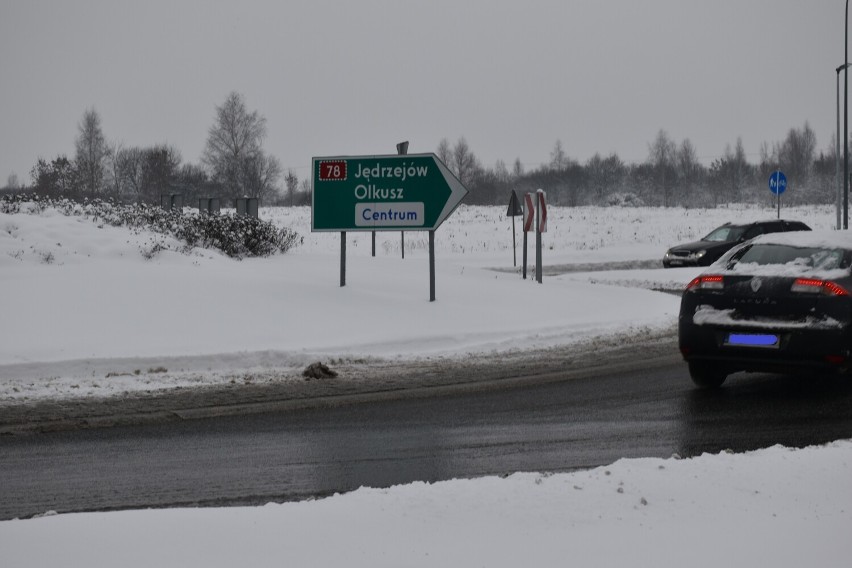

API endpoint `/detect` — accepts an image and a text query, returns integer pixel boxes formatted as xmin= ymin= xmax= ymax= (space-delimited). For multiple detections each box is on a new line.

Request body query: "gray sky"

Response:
xmin=0 ymin=0 xmax=841 ymax=185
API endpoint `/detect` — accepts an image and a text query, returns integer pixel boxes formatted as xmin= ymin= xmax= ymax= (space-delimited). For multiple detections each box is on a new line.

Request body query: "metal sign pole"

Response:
xmin=776 ymin=171 xmax=781 ymax=219
xmin=340 ymin=231 xmax=346 ymax=287
xmin=429 ymin=230 xmax=436 ymax=302
xmin=535 ymin=197 xmax=543 ymax=284
xmin=512 ymin=214 xmax=517 ymax=267
xmin=398 ymin=141 xmax=408 ymax=260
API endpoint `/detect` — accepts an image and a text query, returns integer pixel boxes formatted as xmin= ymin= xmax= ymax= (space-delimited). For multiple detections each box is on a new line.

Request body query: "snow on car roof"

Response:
xmin=750 ymin=229 xmax=852 ymax=249
xmin=708 ymin=230 xmax=852 ymax=279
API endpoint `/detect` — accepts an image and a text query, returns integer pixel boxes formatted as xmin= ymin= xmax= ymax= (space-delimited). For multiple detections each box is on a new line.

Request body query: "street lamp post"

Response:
xmin=845 ymin=0 xmax=849 ymax=229
xmin=837 ymin=64 xmax=850 ymax=230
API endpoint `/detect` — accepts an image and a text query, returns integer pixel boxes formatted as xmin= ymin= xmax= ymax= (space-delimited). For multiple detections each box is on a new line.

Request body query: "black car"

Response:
xmin=678 ymin=230 xmax=852 ymax=388
xmin=663 ymin=219 xmax=811 ymax=268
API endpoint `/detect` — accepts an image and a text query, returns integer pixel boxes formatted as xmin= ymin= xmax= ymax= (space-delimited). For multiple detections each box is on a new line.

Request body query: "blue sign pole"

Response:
xmin=769 ymin=171 xmax=787 ymax=219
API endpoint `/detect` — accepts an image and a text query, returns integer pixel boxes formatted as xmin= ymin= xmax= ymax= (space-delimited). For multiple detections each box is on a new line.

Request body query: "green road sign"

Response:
xmin=311 ymin=153 xmax=468 ymax=232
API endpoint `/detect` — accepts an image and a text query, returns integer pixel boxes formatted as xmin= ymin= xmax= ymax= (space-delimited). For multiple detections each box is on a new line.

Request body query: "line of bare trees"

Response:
xmin=3 ymin=100 xmax=836 ymax=209
xmin=12 ymin=93 xmax=310 ymax=207
xmin=439 ymin=123 xmax=834 ymax=208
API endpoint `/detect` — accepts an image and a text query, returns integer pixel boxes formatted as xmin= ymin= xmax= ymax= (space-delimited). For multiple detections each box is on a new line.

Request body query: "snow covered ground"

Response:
xmin=1 ymin=201 xmax=849 ymax=566
xmin=3 ymin=441 xmax=850 ymax=568
xmin=0 ymin=202 xmax=833 ymax=402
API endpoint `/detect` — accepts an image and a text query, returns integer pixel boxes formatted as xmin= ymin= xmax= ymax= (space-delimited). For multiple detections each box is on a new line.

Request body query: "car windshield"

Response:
xmin=703 ymin=226 xmax=746 ymax=242
xmin=729 ymin=244 xmax=850 ymax=271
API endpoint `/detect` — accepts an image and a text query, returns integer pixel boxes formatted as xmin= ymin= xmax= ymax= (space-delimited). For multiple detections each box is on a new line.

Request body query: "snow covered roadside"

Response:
xmin=1 ymin=203 xmax=834 ymax=404
xmin=2 ymin=441 xmax=850 ymax=568
xmin=1 ymin=203 xmax=849 ymax=566
xmin=0 ymin=203 xmax=695 ymax=404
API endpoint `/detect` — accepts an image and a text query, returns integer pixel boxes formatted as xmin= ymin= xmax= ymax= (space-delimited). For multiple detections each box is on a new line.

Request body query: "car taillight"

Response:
xmin=685 ymin=275 xmax=724 ymax=292
xmin=791 ymin=278 xmax=850 ymax=296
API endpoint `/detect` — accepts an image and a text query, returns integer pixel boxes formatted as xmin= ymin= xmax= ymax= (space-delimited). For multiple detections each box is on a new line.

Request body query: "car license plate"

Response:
xmin=725 ymin=333 xmax=779 ymax=348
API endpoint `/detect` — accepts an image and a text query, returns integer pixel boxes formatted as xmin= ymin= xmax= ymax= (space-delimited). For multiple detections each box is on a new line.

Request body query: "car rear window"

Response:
xmin=731 ymin=244 xmax=849 ymax=270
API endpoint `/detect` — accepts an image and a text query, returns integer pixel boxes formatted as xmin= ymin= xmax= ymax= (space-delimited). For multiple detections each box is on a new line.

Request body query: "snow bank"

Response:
xmin=1 ymin=441 xmax=850 ymax=568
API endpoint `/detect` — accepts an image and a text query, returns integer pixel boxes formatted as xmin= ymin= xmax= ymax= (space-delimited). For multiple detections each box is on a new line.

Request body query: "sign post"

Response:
xmin=507 ymin=190 xmax=523 ymax=267
xmin=522 ymin=190 xmax=547 ymax=282
xmin=522 ymin=192 xmax=535 ymax=279
xmin=535 ymin=189 xmax=547 ymax=284
xmin=312 ymin=153 xmax=468 ymax=301
xmin=396 ymin=141 xmax=409 ymax=260
xmin=769 ymin=170 xmax=787 ymax=219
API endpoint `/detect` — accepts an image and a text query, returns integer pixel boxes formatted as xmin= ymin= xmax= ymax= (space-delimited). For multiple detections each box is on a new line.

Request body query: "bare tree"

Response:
xmin=512 ymin=158 xmax=525 ymax=180
xmin=111 ymin=145 xmax=181 ymax=203
xmin=175 ymin=163 xmax=211 ymax=205
xmin=586 ymin=153 xmax=607 ymax=201
xmin=647 ymin=129 xmax=677 ymax=206
xmin=75 ymin=107 xmax=109 ymax=198
xmin=285 ymin=170 xmax=298 ymax=206
xmin=105 ymin=141 xmax=125 ymax=200
xmin=708 ymin=139 xmax=751 ymax=206
xmin=549 ymin=139 xmax=569 ymax=171
xmin=298 ymin=177 xmax=312 ymax=205
xmin=730 ymin=138 xmax=750 ymax=202
xmin=30 ymin=156 xmax=75 ymax=197
xmin=241 ymin=153 xmax=282 ymax=201
xmin=141 ymin=145 xmax=182 ymax=203
xmin=202 ymin=92 xmax=279 ymax=198
xmin=493 ymin=159 xmax=510 ymax=183
xmin=675 ymin=138 xmax=701 ymax=203
xmin=587 ymin=152 xmax=626 ymax=203
xmin=676 ymin=139 xmax=699 ymax=180
xmin=451 ymin=137 xmax=479 ymax=186
xmin=436 ymin=138 xmax=452 ymax=166
xmin=776 ymin=121 xmax=817 ymax=184
xmin=116 ymin=147 xmax=145 ymax=201
xmin=6 ymin=173 xmax=20 ymax=190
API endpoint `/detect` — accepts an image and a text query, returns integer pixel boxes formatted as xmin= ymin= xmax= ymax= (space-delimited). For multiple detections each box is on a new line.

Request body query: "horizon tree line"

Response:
xmin=2 ymin=97 xmax=839 ymax=209
xmin=440 ymin=122 xmax=834 ymax=209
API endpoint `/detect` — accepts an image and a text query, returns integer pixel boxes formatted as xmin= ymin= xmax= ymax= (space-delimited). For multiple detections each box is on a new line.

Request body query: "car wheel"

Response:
xmin=687 ymin=361 xmax=727 ymax=388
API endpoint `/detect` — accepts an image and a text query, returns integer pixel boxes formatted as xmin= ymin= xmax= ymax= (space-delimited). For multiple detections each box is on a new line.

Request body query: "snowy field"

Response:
xmin=1 ymin=201 xmax=850 ymax=566
xmin=0 ymin=202 xmax=836 ymax=403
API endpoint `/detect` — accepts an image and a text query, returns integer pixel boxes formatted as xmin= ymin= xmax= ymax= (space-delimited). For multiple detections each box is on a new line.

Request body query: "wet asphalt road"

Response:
xmin=2 ymin=359 xmax=852 ymax=521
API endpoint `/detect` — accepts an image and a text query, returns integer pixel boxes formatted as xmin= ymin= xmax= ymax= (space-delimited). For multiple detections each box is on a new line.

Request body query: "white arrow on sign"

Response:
xmin=432 ymin=156 xmax=471 ymax=229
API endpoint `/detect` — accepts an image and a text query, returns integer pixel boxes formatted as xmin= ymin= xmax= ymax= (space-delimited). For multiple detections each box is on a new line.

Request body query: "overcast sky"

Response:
xmin=0 ymin=1 xmax=841 ymax=186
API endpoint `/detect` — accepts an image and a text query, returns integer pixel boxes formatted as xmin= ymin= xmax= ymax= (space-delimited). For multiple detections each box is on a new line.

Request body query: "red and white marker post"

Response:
xmin=522 ymin=189 xmax=547 ymax=282
xmin=534 ymin=189 xmax=547 ymax=283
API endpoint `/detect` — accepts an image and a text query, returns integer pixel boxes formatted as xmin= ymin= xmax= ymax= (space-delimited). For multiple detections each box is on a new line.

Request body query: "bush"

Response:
xmin=0 ymin=195 xmax=302 ymax=258
xmin=605 ymin=192 xmax=646 ymax=207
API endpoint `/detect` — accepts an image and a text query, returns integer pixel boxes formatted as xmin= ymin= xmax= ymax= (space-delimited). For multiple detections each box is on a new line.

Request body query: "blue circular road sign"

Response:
xmin=769 ymin=171 xmax=787 ymax=195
